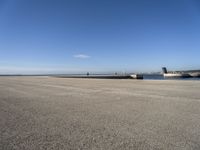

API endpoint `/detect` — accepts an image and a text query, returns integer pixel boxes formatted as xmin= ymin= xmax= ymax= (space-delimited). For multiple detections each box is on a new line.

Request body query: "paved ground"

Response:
xmin=1 ymin=77 xmax=200 ymax=150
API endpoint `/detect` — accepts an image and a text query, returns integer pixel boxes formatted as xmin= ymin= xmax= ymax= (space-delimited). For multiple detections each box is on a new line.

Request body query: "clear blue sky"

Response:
xmin=0 ymin=0 xmax=200 ymax=74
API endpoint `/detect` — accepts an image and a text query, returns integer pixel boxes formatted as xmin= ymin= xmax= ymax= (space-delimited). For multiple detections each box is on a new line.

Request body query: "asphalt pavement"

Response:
xmin=1 ymin=77 xmax=200 ymax=150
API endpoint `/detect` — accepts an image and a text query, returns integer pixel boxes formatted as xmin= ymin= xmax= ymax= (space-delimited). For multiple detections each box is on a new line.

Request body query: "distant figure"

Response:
xmin=115 ymin=72 xmax=117 ymax=75
xmin=87 ymin=72 xmax=89 ymax=76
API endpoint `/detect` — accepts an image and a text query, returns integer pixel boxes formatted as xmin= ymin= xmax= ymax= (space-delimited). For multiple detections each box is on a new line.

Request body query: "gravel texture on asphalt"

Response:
xmin=0 ymin=77 xmax=200 ymax=150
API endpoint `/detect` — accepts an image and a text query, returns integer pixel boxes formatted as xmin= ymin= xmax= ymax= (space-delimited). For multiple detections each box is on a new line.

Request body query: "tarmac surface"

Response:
xmin=1 ymin=77 xmax=200 ymax=150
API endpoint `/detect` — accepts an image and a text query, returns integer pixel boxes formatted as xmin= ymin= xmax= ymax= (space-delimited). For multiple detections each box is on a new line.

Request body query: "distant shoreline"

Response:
xmin=1 ymin=74 xmax=200 ymax=80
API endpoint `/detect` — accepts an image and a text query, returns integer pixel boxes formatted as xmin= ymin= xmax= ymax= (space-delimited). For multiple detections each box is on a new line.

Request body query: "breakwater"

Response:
xmin=54 ymin=74 xmax=143 ymax=79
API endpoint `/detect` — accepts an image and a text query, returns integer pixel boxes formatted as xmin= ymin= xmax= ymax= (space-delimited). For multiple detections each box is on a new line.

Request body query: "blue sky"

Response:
xmin=0 ymin=0 xmax=200 ymax=74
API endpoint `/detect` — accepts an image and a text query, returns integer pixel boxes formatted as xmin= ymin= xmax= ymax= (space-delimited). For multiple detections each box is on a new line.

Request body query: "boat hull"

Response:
xmin=163 ymin=73 xmax=191 ymax=78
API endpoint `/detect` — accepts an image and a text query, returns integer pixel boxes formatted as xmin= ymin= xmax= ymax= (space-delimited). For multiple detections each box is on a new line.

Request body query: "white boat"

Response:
xmin=162 ymin=67 xmax=191 ymax=78
xmin=189 ymin=73 xmax=200 ymax=77
xmin=130 ymin=74 xmax=143 ymax=79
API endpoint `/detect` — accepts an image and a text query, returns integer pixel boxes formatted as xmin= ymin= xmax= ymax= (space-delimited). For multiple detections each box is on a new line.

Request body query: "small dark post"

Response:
xmin=87 ymin=72 xmax=89 ymax=76
xmin=162 ymin=67 xmax=168 ymax=74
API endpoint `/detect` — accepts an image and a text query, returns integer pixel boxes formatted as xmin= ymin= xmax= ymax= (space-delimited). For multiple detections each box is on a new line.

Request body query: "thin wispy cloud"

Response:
xmin=73 ymin=54 xmax=90 ymax=59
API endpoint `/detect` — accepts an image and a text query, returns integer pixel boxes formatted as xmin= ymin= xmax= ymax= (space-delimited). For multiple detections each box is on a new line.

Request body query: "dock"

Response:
xmin=54 ymin=74 xmax=143 ymax=79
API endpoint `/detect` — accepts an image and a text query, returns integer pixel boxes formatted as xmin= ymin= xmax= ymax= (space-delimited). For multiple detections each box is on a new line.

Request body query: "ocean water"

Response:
xmin=143 ymin=74 xmax=200 ymax=81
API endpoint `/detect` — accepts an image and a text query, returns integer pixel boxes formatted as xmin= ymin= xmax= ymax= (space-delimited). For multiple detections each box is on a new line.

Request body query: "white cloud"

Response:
xmin=73 ymin=54 xmax=90 ymax=59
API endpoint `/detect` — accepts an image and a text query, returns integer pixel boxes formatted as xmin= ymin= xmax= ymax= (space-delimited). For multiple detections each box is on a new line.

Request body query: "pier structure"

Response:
xmin=54 ymin=73 xmax=143 ymax=79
